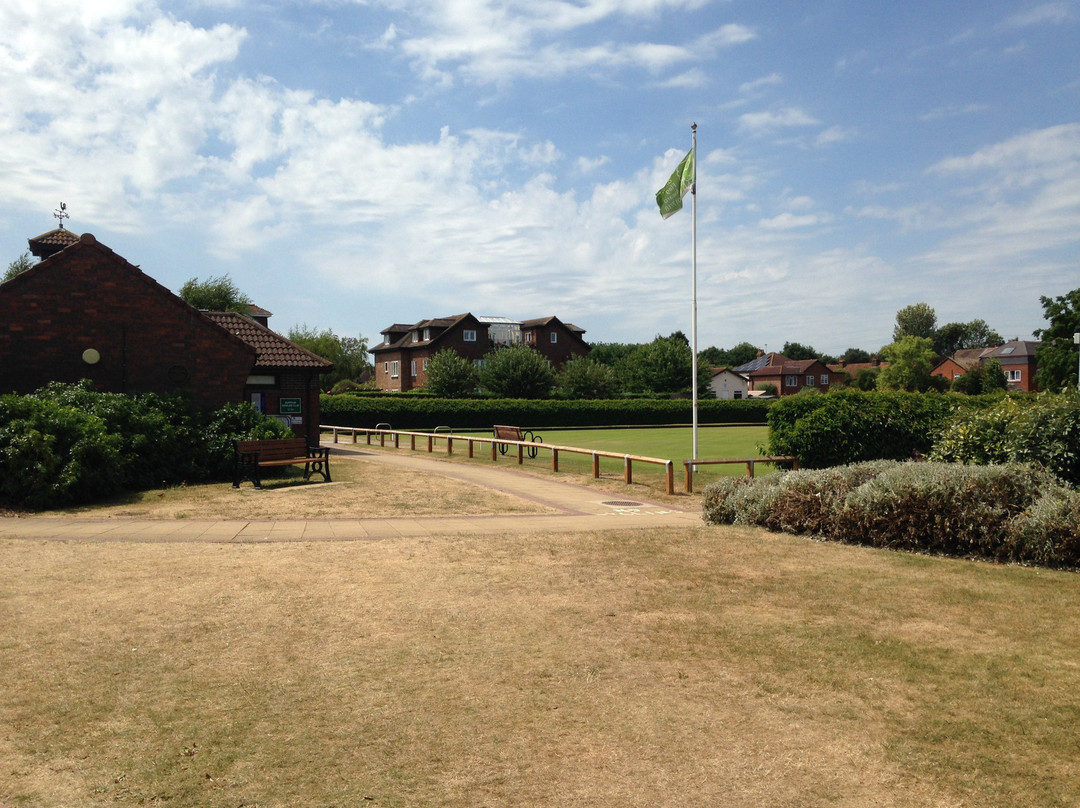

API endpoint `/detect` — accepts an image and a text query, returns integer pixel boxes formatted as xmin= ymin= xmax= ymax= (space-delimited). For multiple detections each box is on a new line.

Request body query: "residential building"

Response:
xmin=370 ymin=312 xmax=589 ymax=392
xmin=735 ymin=352 xmax=834 ymax=396
xmin=984 ymin=340 xmax=1040 ymax=392
xmin=709 ymin=367 xmax=749 ymax=399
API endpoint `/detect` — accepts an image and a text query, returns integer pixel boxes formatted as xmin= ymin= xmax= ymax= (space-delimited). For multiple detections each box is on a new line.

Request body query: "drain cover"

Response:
xmin=603 ymin=500 xmax=642 ymax=507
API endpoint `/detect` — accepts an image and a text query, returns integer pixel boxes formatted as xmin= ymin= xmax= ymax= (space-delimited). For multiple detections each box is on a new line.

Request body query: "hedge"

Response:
xmin=319 ymin=395 xmax=771 ymax=430
xmin=701 ymin=461 xmax=1080 ymax=569
xmin=0 ymin=382 xmax=291 ymax=511
xmin=766 ymin=390 xmax=1003 ymax=469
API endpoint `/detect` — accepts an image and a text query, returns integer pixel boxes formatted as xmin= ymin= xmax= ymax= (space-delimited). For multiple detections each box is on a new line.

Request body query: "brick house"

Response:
xmin=370 ymin=313 xmax=589 ymax=392
xmin=0 ymin=232 xmax=331 ymax=443
xmin=520 ymin=316 xmax=589 ymax=369
xmin=984 ymin=341 xmax=1040 ymax=392
xmin=735 ymin=352 xmax=834 ymax=396
xmin=929 ymin=342 xmax=1039 ymax=392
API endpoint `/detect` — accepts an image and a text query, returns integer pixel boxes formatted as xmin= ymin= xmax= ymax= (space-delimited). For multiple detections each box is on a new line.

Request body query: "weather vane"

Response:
xmin=54 ymin=202 xmax=69 ymax=229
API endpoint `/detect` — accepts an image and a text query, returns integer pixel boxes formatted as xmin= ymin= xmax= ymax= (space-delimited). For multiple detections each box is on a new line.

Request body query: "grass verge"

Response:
xmin=2 ymin=528 xmax=1078 ymax=807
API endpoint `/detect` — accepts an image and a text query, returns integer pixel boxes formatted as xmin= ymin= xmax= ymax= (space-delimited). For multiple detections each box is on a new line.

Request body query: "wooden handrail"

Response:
xmin=682 ymin=456 xmax=798 ymax=493
xmin=324 ymin=425 xmax=676 ymax=495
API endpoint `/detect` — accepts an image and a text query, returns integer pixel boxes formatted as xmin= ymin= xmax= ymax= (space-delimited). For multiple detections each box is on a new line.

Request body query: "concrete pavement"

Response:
xmin=0 ymin=442 xmax=704 ymax=543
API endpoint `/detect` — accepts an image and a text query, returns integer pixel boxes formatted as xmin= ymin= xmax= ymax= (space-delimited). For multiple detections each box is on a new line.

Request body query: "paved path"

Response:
xmin=0 ymin=442 xmax=703 ymax=543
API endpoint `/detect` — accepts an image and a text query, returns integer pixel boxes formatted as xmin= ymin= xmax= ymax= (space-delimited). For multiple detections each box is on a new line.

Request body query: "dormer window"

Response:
xmin=463 ymin=329 xmax=477 ymax=342
xmin=412 ymin=331 xmax=419 ymax=342
xmin=423 ymin=328 xmax=431 ymax=341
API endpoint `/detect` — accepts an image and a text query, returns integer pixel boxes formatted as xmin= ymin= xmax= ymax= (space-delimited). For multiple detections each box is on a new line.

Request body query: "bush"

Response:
xmin=0 ymin=383 xmax=292 ymax=510
xmin=766 ymin=390 xmax=963 ymax=468
xmin=701 ymin=461 xmax=1077 ymax=568
xmin=930 ymin=392 xmax=1080 ymax=486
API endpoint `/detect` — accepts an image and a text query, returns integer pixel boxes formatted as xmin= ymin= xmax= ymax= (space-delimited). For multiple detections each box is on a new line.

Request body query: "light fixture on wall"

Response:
xmin=82 ymin=348 xmax=100 ymax=364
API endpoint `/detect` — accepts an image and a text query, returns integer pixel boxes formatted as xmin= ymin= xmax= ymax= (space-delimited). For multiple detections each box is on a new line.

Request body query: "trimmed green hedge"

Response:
xmin=320 ymin=394 xmax=770 ymax=430
xmin=701 ymin=461 xmax=1080 ymax=569
xmin=0 ymin=382 xmax=291 ymax=511
xmin=766 ymin=390 xmax=1003 ymax=469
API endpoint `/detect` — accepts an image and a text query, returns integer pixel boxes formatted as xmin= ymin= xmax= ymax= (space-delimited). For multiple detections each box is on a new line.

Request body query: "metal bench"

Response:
xmin=233 ymin=437 xmax=331 ymax=489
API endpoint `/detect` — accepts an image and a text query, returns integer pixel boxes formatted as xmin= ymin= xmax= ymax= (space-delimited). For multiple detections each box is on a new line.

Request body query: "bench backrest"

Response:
xmin=234 ymin=437 xmax=309 ymax=461
xmin=493 ymin=425 xmax=523 ymax=441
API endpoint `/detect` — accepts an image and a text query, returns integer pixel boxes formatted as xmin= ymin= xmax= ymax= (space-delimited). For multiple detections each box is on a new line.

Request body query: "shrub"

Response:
xmin=930 ymin=392 xmax=1080 ymax=486
xmin=0 ymin=383 xmax=292 ymax=510
xmin=766 ymin=390 xmax=960 ymax=468
xmin=701 ymin=461 xmax=1077 ymax=568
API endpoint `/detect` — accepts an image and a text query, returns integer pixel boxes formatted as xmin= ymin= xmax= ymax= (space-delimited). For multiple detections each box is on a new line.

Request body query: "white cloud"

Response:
xmin=1000 ymin=2 xmax=1075 ymax=29
xmin=737 ymin=107 xmax=820 ymax=134
xmin=815 ymin=125 xmax=856 ymax=146
xmin=738 ymin=72 xmax=782 ymax=94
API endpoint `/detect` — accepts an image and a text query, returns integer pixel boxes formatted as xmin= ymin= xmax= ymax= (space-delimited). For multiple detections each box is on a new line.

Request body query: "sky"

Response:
xmin=1 ymin=0 xmax=1077 ymax=357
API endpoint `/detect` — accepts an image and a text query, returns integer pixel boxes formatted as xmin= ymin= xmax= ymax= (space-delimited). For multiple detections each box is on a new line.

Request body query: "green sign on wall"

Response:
xmin=280 ymin=397 xmax=302 ymax=414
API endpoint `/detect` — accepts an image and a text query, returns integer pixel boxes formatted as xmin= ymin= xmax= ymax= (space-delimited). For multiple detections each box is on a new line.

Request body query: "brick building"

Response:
xmin=0 ymin=232 xmax=331 ymax=443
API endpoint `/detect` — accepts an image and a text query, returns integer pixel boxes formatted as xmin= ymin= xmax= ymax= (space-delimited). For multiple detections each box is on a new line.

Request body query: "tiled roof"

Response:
xmin=27 ymin=227 xmax=81 ymax=258
xmin=205 ymin=312 xmax=333 ymax=370
xmin=734 ymin=352 xmax=788 ymax=373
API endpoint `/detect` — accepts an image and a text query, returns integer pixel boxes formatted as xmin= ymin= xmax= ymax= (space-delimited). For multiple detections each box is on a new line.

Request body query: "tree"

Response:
xmin=842 ymin=348 xmax=872 ymax=364
xmin=1034 ymin=288 xmax=1080 ymax=391
xmin=3 ymin=252 xmax=34 ymax=283
xmin=619 ymin=334 xmax=709 ymax=395
xmin=980 ymin=357 xmax=1008 ymax=393
xmin=893 ymin=302 xmax=938 ymax=342
xmin=854 ymin=367 xmax=879 ymax=390
xmin=179 ymin=274 xmax=252 ymax=314
xmin=555 ymin=356 xmax=621 ymax=399
xmin=479 ymin=345 xmax=555 ymax=398
xmin=424 ymin=349 xmax=479 ymax=397
xmin=934 ymin=319 xmax=1003 ymax=356
xmin=877 ymin=336 xmax=937 ymax=392
xmin=781 ymin=341 xmax=819 ymax=361
xmin=287 ymin=325 xmax=371 ymax=389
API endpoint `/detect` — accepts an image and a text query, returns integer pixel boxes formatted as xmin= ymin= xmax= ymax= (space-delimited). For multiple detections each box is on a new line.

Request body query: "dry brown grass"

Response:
xmin=2 ymin=527 xmax=1078 ymax=808
xmin=32 ymin=455 xmax=556 ymax=520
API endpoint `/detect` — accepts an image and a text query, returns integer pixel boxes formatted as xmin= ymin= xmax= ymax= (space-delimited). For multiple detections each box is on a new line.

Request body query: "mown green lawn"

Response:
xmin=447 ymin=425 xmax=775 ymax=488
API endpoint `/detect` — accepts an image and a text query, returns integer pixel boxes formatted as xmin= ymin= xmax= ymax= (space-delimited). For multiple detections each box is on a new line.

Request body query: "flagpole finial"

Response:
xmin=692 ymin=122 xmax=697 ymax=132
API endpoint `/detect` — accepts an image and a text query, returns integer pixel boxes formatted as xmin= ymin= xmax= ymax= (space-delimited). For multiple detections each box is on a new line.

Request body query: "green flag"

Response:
xmin=655 ymin=147 xmax=694 ymax=219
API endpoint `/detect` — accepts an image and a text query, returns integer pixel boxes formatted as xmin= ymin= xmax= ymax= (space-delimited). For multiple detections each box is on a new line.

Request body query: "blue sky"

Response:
xmin=2 ymin=0 xmax=1077 ymax=357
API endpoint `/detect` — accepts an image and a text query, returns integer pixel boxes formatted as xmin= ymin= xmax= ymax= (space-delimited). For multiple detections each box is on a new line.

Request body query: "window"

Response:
xmin=524 ymin=331 xmax=534 ymax=344
xmin=821 ymin=374 xmax=829 ymax=385
xmin=390 ymin=361 xmax=399 ymax=378
xmin=412 ymin=331 xmax=419 ymax=342
xmin=550 ymin=332 xmax=558 ymax=343
xmin=1006 ymin=370 xmax=1022 ymax=382
xmin=785 ymin=375 xmax=797 ymax=387
xmin=422 ymin=358 xmax=430 ymax=372
xmin=423 ymin=328 xmax=430 ymax=341
xmin=734 ymin=391 xmax=742 ymax=399
xmin=463 ymin=329 xmax=477 ymax=342
xmin=410 ymin=360 xmax=417 ymax=377
xmin=383 ymin=362 xmax=388 ymax=373
xmin=806 ymin=375 xmax=815 ymax=386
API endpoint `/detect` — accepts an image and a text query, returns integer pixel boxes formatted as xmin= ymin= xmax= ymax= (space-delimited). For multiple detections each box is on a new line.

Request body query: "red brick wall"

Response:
xmin=0 ymin=236 xmax=256 ymax=412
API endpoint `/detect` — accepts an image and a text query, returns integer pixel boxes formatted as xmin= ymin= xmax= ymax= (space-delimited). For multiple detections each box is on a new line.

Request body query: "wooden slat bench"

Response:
xmin=233 ymin=438 xmax=331 ymax=489
xmin=492 ymin=424 xmax=543 ymax=459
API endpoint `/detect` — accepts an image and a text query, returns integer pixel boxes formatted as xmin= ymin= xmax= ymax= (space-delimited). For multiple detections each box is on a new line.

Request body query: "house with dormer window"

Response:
xmin=370 ymin=312 xmax=589 ymax=392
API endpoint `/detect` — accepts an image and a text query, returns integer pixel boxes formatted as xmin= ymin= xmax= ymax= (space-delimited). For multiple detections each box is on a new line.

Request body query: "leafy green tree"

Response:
xmin=287 ymin=325 xmax=371 ymax=389
xmin=893 ymin=302 xmax=937 ymax=342
xmin=1034 ymin=288 xmax=1080 ymax=391
xmin=619 ymin=334 xmax=707 ymax=395
xmin=587 ymin=342 xmax=639 ymax=367
xmin=479 ymin=345 xmax=555 ymax=398
xmin=3 ymin=252 xmax=34 ymax=283
xmin=555 ymin=356 xmax=621 ymax=399
xmin=981 ymin=357 xmax=1008 ymax=393
xmin=934 ymin=319 xmax=1003 ymax=356
xmin=179 ymin=274 xmax=252 ymax=314
xmin=757 ymin=382 xmax=778 ymax=397
xmin=842 ymin=348 xmax=872 ymax=364
xmin=424 ymin=349 xmax=479 ymax=397
xmin=854 ymin=368 xmax=879 ymax=390
xmin=781 ymin=341 xmax=819 ymax=361
xmin=877 ymin=336 xmax=937 ymax=392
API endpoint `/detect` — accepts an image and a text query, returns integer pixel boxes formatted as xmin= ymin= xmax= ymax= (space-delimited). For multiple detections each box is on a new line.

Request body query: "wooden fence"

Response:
xmin=324 ymin=425 xmax=677 ymax=495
